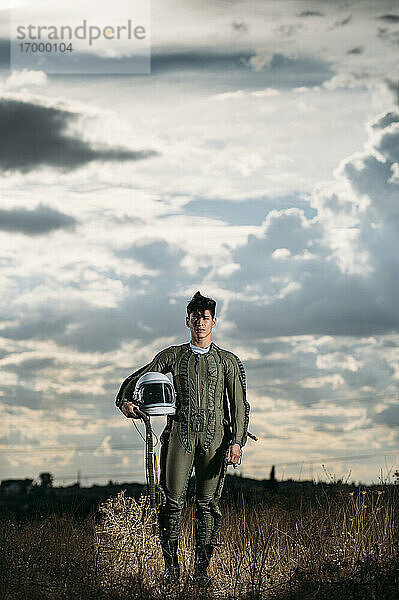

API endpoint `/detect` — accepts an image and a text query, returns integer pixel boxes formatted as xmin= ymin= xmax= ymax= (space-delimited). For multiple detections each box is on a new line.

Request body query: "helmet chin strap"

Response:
xmin=135 ymin=408 xmax=157 ymax=509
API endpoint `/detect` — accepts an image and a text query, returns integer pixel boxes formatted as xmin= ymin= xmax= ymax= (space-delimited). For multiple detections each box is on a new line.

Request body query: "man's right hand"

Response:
xmin=121 ymin=401 xmax=141 ymax=419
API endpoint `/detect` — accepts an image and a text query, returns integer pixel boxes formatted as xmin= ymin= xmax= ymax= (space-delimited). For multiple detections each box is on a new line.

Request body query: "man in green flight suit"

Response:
xmin=115 ymin=291 xmax=250 ymax=585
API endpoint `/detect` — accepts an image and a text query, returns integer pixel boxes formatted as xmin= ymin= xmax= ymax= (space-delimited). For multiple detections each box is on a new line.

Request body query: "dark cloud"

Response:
xmin=227 ymin=246 xmax=396 ymax=339
xmin=116 ymin=239 xmax=184 ymax=270
xmin=0 ymin=384 xmax=45 ymax=409
xmin=55 ymin=291 xmax=185 ymax=352
xmin=382 ymin=339 xmax=397 ymax=347
xmin=0 ymin=203 xmax=76 ymax=235
xmin=0 ymin=99 xmax=158 ymax=173
xmin=151 ymin=50 xmax=333 ymax=90
xmin=378 ymin=14 xmax=399 ymax=23
xmin=151 ymin=50 xmax=254 ymax=74
xmin=385 ymin=79 xmax=399 ymax=104
xmin=243 ymin=351 xmax=328 ymax=406
xmin=3 ymin=357 xmax=55 ymax=375
xmin=232 ymin=21 xmax=248 ymax=33
xmin=0 ymin=315 xmax=71 ymax=342
xmin=335 ymin=15 xmax=352 ymax=27
xmin=347 ymin=46 xmax=363 ymax=55
xmin=374 ymin=405 xmax=399 ymax=426
xmin=378 ymin=27 xmax=399 ymax=45
xmin=298 ymin=11 xmax=325 ymax=17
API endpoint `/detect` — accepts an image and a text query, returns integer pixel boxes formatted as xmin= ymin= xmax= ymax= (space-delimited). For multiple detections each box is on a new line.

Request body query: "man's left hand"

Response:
xmin=226 ymin=443 xmax=241 ymax=468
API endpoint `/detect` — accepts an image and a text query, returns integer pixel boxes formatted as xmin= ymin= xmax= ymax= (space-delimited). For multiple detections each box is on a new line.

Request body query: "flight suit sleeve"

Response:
xmin=115 ymin=348 xmax=174 ymax=410
xmin=224 ymin=353 xmax=250 ymax=448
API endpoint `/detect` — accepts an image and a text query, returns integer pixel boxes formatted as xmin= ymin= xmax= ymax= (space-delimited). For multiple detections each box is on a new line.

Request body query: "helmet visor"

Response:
xmin=141 ymin=382 xmax=173 ymax=406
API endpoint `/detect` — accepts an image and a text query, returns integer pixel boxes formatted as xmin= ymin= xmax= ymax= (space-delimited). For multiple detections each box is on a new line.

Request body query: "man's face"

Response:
xmin=186 ymin=309 xmax=216 ymax=340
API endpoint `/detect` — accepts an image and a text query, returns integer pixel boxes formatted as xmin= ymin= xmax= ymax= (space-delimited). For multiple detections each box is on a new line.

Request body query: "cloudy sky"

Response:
xmin=1 ymin=0 xmax=399 ymax=486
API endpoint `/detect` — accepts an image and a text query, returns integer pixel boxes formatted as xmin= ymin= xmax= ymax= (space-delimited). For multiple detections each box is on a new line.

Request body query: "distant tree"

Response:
xmin=39 ymin=472 xmax=54 ymax=488
xmin=270 ymin=465 xmax=278 ymax=492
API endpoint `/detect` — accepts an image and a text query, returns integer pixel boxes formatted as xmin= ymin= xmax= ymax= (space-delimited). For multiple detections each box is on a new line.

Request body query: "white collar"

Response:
xmin=190 ymin=341 xmax=210 ymax=354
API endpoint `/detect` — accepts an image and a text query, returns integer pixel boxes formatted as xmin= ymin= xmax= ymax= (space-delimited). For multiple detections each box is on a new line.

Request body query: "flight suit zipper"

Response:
xmin=195 ymin=353 xmax=200 ymax=408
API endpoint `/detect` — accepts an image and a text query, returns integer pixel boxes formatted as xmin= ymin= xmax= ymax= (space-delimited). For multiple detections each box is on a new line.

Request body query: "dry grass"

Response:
xmin=1 ymin=486 xmax=399 ymax=599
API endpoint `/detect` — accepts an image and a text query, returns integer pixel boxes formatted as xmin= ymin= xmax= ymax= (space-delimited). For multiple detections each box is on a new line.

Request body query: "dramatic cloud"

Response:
xmin=0 ymin=98 xmax=158 ymax=172
xmin=232 ymin=21 xmax=248 ymax=33
xmin=377 ymin=27 xmax=399 ymax=46
xmin=0 ymin=203 xmax=76 ymax=235
xmin=117 ymin=239 xmax=185 ymax=271
xmin=0 ymin=315 xmax=72 ymax=342
xmin=335 ymin=15 xmax=352 ymax=27
xmin=151 ymin=50 xmax=333 ymax=90
xmin=378 ymin=14 xmax=399 ymax=23
xmin=298 ymin=11 xmax=325 ymax=18
xmin=347 ymin=46 xmax=364 ymax=55
xmin=223 ymin=105 xmax=399 ymax=339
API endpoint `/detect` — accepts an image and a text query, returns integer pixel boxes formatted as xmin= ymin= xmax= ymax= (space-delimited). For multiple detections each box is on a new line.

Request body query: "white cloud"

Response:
xmin=299 ymin=374 xmax=345 ymax=389
xmin=5 ymin=70 xmax=47 ymax=90
xmin=93 ymin=435 xmax=114 ymax=457
xmin=251 ymin=88 xmax=280 ymax=97
xmin=316 ymin=352 xmax=363 ymax=372
xmin=217 ymin=263 xmax=241 ymax=277
xmin=272 ymin=248 xmax=291 ymax=259
xmin=213 ymin=88 xmax=280 ymax=100
xmin=213 ymin=90 xmax=246 ymax=101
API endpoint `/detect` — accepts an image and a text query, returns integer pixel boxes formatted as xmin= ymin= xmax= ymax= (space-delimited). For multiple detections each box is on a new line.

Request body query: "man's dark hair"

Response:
xmin=187 ymin=291 xmax=216 ymax=318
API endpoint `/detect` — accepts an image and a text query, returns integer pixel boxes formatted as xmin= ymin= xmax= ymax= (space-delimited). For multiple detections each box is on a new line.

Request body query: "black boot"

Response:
xmin=193 ymin=543 xmax=213 ymax=586
xmin=161 ymin=539 xmax=180 ymax=584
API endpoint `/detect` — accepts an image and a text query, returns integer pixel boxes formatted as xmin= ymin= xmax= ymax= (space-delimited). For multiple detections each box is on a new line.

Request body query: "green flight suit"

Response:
xmin=115 ymin=341 xmax=249 ymax=547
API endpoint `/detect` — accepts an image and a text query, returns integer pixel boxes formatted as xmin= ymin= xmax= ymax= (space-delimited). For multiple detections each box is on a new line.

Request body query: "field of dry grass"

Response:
xmin=1 ymin=486 xmax=399 ymax=599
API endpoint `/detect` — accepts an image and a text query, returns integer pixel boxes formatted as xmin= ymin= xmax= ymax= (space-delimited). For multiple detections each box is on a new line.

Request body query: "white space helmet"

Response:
xmin=133 ymin=372 xmax=176 ymax=416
